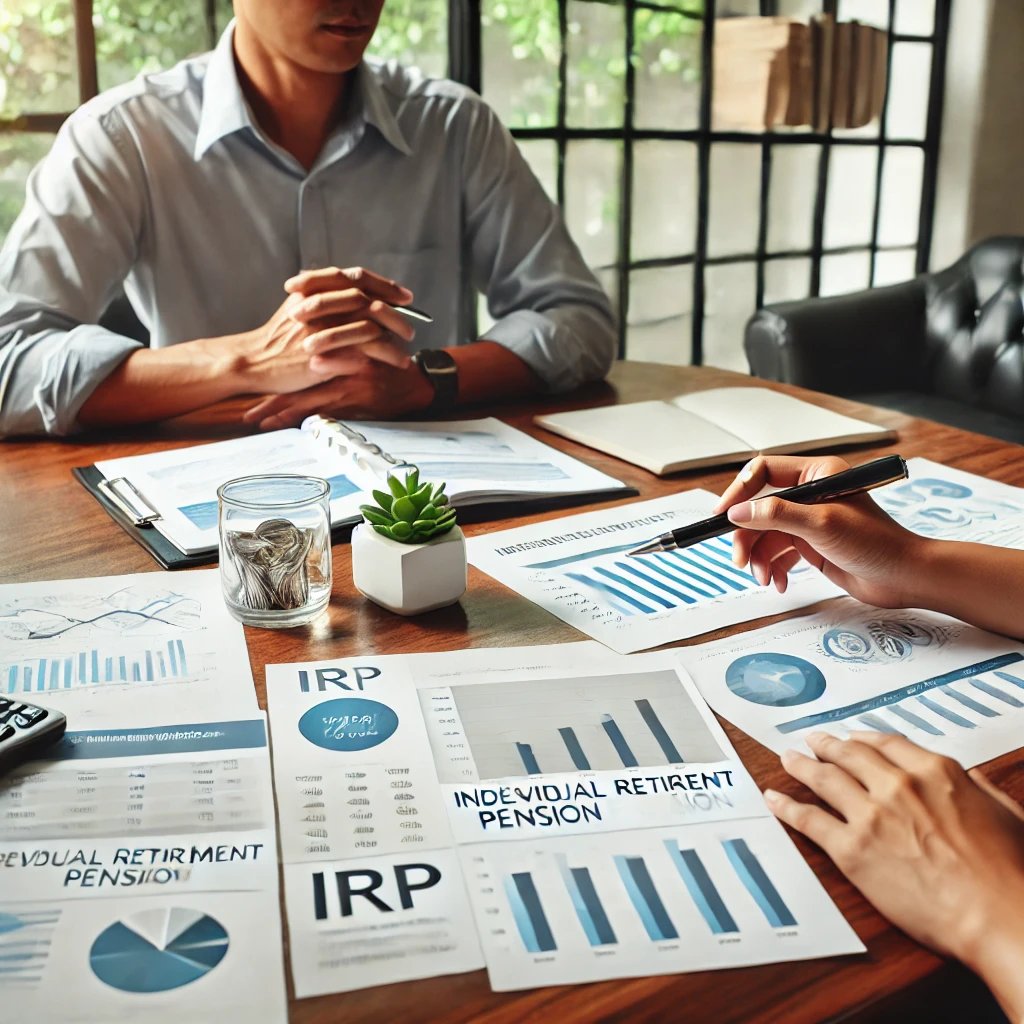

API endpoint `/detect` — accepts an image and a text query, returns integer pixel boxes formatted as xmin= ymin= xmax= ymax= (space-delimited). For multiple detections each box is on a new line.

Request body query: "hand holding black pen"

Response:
xmin=627 ymin=454 xmax=909 ymax=556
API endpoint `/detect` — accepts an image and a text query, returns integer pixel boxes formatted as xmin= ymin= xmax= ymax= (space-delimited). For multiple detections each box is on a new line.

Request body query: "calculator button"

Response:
xmin=0 ymin=725 xmax=14 ymax=743
xmin=12 ymin=708 xmax=46 ymax=729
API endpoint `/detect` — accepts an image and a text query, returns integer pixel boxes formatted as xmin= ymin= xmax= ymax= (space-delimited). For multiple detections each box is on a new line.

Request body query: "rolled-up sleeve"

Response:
xmin=0 ymin=104 xmax=145 ymax=436
xmin=459 ymin=100 xmax=616 ymax=392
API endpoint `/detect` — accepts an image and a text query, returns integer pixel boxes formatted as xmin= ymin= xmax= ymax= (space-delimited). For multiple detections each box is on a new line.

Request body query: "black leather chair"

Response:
xmin=745 ymin=236 xmax=1024 ymax=444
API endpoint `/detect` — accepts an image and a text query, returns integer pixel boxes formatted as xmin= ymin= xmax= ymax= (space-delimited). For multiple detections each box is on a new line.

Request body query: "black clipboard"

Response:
xmin=73 ymin=465 xmax=213 ymax=569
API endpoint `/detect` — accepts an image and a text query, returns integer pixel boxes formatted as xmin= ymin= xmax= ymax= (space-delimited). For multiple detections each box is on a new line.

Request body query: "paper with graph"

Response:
xmin=265 ymin=645 xmax=862 ymax=994
xmin=0 ymin=571 xmax=257 ymax=719
xmin=466 ymin=492 xmax=843 ymax=653
xmin=876 ymin=457 xmax=1024 ymax=549
xmin=678 ymin=597 xmax=1024 ymax=768
xmin=0 ymin=714 xmax=287 ymax=1023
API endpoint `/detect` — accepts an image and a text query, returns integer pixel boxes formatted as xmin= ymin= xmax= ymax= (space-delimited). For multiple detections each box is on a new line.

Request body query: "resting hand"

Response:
xmin=242 ymin=347 xmax=434 ymax=430
xmin=236 ymin=266 xmax=417 ymax=395
xmin=767 ymin=732 xmax=1024 ymax=1019
xmin=713 ymin=455 xmax=922 ymax=607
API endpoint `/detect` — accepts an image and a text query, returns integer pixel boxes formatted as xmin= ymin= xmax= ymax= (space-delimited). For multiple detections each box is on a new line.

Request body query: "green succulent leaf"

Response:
xmin=390 ymin=520 xmax=414 ymax=540
xmin=387 ymin=474 xmax=407 ymax=499
xmin=361 ymin=506 xmax=394 ymax=527
xmin=409 ymin=482 xmax=433 ymax=512
xmin=372 ymin=524 xmax=392 ymax=537
xmin=404 ymin=467 xmax=419 ymax=493
xmin=417 ymin=503 xmax=440 ymax=520
xmin=431 ymin=482 xmax=446 ymax=504
xmin=392 ymin=495 xmax=418 ymax=521
xmin=371 ymin=489 xmax=394 ymax=514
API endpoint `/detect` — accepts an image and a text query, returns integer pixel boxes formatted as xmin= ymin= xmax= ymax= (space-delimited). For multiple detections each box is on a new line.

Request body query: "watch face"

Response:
xmin=416 ymin=349 xmax=457 ymax=373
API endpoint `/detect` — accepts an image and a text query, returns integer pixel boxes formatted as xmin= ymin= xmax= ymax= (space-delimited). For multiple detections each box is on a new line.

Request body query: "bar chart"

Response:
xmin=2 ymin=638 xmax=193 ymax=693
xmin=440 ymin=669 xmax=723 ymax=782
xmin=527 ymin=537 xmax=759 ymax=618
xmin=485 ymin=823 xmax=809 ymax=975
xmin=776 ymin=652 xmax=1024 ymax=740
xmin=0 ymin=908 xmax=61 ymax=988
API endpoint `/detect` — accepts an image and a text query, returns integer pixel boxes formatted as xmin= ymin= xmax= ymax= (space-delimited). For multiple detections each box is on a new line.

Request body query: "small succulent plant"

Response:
xmin=359 ymin=468 xmax=457 ymax=544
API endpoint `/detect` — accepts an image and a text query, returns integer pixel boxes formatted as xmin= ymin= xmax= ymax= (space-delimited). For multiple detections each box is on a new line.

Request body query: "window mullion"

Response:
xmin=73 ymin=0 xmax=99 ymax=102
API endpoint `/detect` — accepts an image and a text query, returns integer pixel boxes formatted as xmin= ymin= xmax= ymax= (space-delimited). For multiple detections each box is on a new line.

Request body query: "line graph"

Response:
xmin=0 ymin=586 xmax=201 ymax=642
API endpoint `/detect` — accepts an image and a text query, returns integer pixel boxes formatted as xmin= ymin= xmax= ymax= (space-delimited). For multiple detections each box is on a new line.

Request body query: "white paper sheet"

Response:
xmin=355 ymin=418 xmax=626 ymax=501
xmin=266 ymin=645 xmax=863 ymax=995
xmin=466 ymin=493 xmax=842 ymax=653
xmin=0 ymin=714 xmax=287 ymax=1023
xmin=677 ymin=597 xmax=1024 ymax=768
xmin=876 ymin=457 xmax=1024 ymax=548
xmin=0 ymin=571 xmax=258 ymax=721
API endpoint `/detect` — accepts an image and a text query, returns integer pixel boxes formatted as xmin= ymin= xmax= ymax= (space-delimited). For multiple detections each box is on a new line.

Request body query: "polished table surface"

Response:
xmin=2 ymin=361 xmax=1023 ymax=1023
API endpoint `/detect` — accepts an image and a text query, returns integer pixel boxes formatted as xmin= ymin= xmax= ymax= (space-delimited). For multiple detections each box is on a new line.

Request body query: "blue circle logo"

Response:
xmin=725 ymin=653 xmax=826 ymax=707
xmin=298 ymin=698 xmax=398 ymax=751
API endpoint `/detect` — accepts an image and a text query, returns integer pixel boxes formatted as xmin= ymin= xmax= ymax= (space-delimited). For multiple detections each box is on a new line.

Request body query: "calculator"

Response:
xmin=0 ymin=697 xmax=67 ymax=775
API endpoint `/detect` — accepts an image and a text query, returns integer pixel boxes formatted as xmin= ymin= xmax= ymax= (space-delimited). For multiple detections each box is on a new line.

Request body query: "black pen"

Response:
xmin=626 ymin=454 xmax=909 ymax=557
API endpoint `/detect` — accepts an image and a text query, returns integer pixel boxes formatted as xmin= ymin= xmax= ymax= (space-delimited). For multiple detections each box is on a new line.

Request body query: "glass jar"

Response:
xmin=217 ymin=475 xmax=332 ymax=628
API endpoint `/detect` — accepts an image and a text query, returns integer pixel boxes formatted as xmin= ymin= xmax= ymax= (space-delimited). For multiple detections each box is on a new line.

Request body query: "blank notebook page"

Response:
xmin=672 ymin=387 xmax=889 ymax=451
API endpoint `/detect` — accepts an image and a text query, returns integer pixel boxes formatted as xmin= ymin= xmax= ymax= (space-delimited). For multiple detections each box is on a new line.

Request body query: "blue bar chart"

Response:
xmin=555 ymin=855 xmax=617 ymax=946
xmin=3 ymin=638 xmax=192 ymax=693
xmin=444 ymin=669 xmax=723 ymax=782
xmin=0 ymin=908 xmax=61 ymax=987
xmin=776 ymin=653 xmax=1024 ymax=739
xmin=722 ymin=839 xmax=797 ymax=928
xmin=528 ymin=537 xmax=757 ymax=618
xmin=504 ymin=872 xmax=557 ymax=953
xmin=613 ymin=856 xmax=678 ymax=941
xmin=664 ymin=842 xmax=738 ymax=935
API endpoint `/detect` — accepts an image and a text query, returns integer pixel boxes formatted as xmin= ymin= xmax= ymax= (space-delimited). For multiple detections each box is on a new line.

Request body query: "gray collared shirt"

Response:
xmin=0 ymin=24 xmax=614 ymax=435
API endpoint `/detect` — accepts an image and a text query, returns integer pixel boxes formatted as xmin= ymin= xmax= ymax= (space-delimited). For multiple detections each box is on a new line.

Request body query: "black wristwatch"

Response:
xmin=411 ymin=349 xmax=459 ymax=414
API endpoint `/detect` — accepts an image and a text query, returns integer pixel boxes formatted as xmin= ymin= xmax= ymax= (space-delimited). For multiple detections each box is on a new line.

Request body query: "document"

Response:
xmin=0 ymin=713 xmax=287 ymax=1024
xmin=466 ymin=493 xmax=842 ymax=653
xmin=0 ymin=571 xmax=258 ymax=720
xmin=266 ymin=644 xmax=863 ymax=995
xmin=677 ymin=597 xmax=1024 ymax=768
xmin=265 ymin=655 xmax=484 ymax=996
xmin=92 ymin=418 xmax=628 ymax=557
xmin=875 ymin=457 xmax=1024 ymax=549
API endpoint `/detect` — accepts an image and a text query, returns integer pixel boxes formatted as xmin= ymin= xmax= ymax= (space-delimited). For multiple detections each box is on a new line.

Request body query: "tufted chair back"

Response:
xmin=924 ymin=236 xmax=1024 ymax=415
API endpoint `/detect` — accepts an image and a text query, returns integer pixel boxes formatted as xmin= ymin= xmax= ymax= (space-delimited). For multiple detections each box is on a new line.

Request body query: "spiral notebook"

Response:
xmin=73 ymin=417 xmax=631 ymax=568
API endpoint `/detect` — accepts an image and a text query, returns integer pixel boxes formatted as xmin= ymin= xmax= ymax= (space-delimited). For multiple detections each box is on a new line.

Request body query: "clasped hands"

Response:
xmin=237 ymin=266 xmax=434 ymax=430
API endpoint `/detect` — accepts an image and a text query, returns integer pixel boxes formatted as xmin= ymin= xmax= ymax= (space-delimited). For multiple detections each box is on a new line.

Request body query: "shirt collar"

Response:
xmin=356 ymin=62 xmax=413 ymax=157
xmin=193 ymin=22 xmax=254 ymax=161
xmin=194 ymin=22 xmax=413 ymax=162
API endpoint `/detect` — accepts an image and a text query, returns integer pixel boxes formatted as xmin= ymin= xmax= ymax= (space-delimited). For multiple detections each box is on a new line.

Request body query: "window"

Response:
xmin=0 ymin=0 xmax=950 ymax=372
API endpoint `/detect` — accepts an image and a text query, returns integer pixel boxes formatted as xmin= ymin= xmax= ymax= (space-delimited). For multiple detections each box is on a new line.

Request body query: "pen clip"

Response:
xmin=98 ymin=477 xmax=161 ymax=526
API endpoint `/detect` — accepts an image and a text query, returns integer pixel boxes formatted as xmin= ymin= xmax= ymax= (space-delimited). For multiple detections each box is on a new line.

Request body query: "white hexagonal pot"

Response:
xmin=350 ymin=522 xmax=467 ymax=615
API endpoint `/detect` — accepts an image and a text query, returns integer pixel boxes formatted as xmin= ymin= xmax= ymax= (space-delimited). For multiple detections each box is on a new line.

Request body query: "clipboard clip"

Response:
xmin=97 ymin=477 xmax=162 ymax=527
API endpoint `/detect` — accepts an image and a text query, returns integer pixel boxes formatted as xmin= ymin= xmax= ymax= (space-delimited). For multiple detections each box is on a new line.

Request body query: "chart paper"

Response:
xmin=466 ymin=493 xmax=842 ymax=653
xmin=678 ymin=597 xmax=1024 ymax=767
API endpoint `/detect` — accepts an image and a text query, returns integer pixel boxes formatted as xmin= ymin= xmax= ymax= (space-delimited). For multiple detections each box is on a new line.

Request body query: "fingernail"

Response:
xmin=780 ymin=749 xmax=799 ymax=766
xmin=763 ymin=788 xmax=781 ymax=805
xmin=727 ymin=501 xmax=753 ymax=524
xmin=302 ymin=338 xmax=316 ymax=352
xmin=739 ymin=460 xmax=757 ymax=483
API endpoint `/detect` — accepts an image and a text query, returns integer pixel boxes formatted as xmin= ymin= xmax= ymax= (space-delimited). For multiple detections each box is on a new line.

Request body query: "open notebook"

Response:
xmin=535 ymin=386 xmax=895 ymax=475
xmin=82 ymin=417 xmax=629 ymax=559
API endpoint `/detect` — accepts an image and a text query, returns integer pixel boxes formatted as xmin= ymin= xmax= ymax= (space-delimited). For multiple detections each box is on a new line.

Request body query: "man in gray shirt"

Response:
xmin=0 ymin=0 xmax=614 ymax=436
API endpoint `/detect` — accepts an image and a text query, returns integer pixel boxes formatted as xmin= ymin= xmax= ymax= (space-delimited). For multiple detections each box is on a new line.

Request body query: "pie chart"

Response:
xmin=89 ymin=907 xmax=229 ymax=993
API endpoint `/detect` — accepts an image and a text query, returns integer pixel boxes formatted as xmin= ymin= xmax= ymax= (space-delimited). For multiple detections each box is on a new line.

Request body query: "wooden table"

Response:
xmin=2 ymin=361 xmax=1021 ymax=1023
